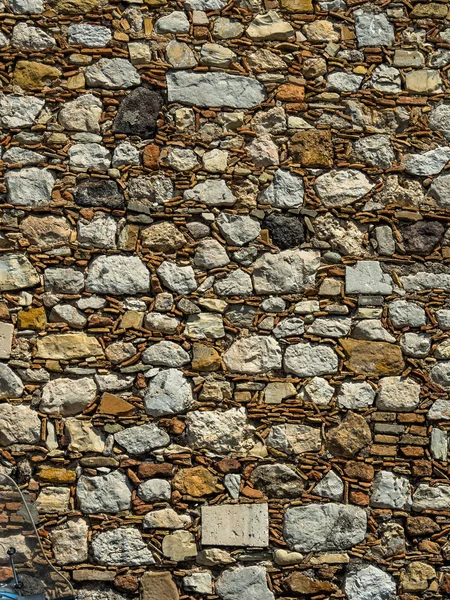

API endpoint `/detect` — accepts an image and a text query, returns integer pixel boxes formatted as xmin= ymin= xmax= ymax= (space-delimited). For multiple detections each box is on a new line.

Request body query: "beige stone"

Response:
xmin=13 ymin=61 xmax=61 ymax=90
xmin=20 ymin=215 xmax=71 ymax=249
xmin=141 ymin=572 xmax=179 ymax=600
xmin=65 ymin=418 xmax=105 ymax=453
xmin=36 ymin=333 xmax=104 ymax=359
xmin=141 ymin=221 xmax=187 ymax=252
xmin=0 ymin=322 xmax=13 ymax=359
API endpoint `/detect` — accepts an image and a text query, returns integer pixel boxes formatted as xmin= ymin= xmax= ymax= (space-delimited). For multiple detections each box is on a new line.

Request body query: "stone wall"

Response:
xmin=1 ymin=0 xmax=450 ymax=598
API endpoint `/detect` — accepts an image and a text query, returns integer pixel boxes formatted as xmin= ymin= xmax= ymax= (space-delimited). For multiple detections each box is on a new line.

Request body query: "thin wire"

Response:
xmin=0 ymin=472 xmax=75 ymax=598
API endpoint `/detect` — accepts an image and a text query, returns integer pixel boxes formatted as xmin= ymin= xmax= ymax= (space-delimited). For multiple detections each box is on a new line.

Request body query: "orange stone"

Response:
xmin=276 ymin=83 xmax=305 ymax=102
xmin=191 ymin=343 xmax=222 ymax=372
xmin=143 ymin=144 xmax=160 ymax=169
xmin=340 ymin=339 xmax=404 ymax=376
xmin=173 ymin=466 xmax=222 ymax=497
xmin=98 ymin=392 xmax=135 ymax=416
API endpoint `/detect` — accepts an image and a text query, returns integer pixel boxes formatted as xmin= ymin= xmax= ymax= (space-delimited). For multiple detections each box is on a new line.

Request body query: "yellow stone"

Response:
xmin=173 ymin=466 xmax=223 ymax=498
xmin=280 ymin=0 xmax=312 ymax=12
xmin=17 ymin=306 xmax=47 ymax=331
xmin=13 ymin=61 xmax=61 ymax=91
xmin=121 ymin=310 xmax=144 ymax=329
xmin=66 ymin=73 xmax=85 ymax=89
xmin=54 ymin=0 xmax=99 ymax=14
xmin=340 ymin=339 xmax=404 ymax=376
xmin=37 ymin=466 xmax=77 ymax=484
xmin=36 ymin=333 xmax=104 ymax=360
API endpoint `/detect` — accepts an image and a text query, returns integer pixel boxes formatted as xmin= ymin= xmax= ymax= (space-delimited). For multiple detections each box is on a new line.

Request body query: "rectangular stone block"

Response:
xmin=201 ymin=503 xmax=269 ymax=547
xmin=0 ymin=322 xmax=13 ymax=359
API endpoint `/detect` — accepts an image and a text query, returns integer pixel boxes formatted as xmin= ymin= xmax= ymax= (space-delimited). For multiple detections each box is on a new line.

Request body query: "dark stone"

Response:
xmin=406 ymin=516 xmax=440 ymax=538
xmin=400 ymin=220 xmax=444 ymax=256
xmin=113 ymin=87 xmax=164 ymax=139
xmin=225 ymin=305 xmax=256 ymax=328
xmin=74 ymin=179 xmax=124 ymax=209
xmin=264 ymin=214 xmax=305 ymax=249
xmin=251 ymin=463 xmax=303 ymax=498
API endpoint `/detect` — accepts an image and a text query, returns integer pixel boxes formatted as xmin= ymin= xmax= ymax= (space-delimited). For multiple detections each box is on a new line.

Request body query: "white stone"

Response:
xmin=183 ymin=573 xmax=212 ymax=595
xmin=142 ymin=341 xmax=190 ymax=367
xmin=252 ymin=249 xmax=320 ymax=294
xmin=337 ymin=381 xmax=375 ymax=409
xmin=354 ymin=10 xmax=395 ymax=47
xmin=85 ymin=58 xmax=140 ymax=90
xmin=157 ymin=261 xmax=197 ymax=294
xmin=431 ymin=428 xmax=448 ymax=461
xmin=327 ymin=72 xmax=363 ymax=92
xmin=112 ymin=141 xmax=139 ymax=167
xmin=201 ymin=504 xmax=269 ymax=547
xmin=86 ymin=255 xmax=150 ymax=295
xmin=138 ymin=479 xmax=171 ymax=501
xmin=144 ymin=368 xmax=192 ymax=417
xmin=11 ymin=23 xmax=55 ymax=49
xmin=388 ymin=300 xmax=426 ymax=328
xmin=345 ymin=565 xmax=396 ymax=600
xmin=0 ymin=403 xmax=40 ymax=446
xmin=413 ymin=483 xmax=450 ymax=511
xmin=65 ymin=419 xmax=105 ymax=453
xmin=115 ymin=423 xmax=170 ymax=455
xmin=302 ymin=377 xmax=334 ymax=406
xmin=259 ymin=169 xmax=304 ymax=208
xmin=376 ymin=377 xmax=421 ymax=412
xmin=284 ymin=343 xmax=338 ymax=377
xmin=9 ymin=0 xmax=44 ymax=13
xmin=77 ymin=471 xmax=132 ymax=514
xmin=217 ymin=213 xmax=261 ymax=246
xmin=185 ymin=407 xmax=255 ymax=454
xmin=352 ymin=319 xmax=395 ymax=343
xmin=184 ymin=179 xmax=236 ymax=206
xmin=214 ymin=269 xmax=253 ymax=297
xmin=0 ymin=94 xmax=44 ymax=128
xmin=427 ymin=399 xmax=450 ymax=420
xmin=69 ymin=142 xmax=111 ymax=170
xmin=307 ymin=317 xmax=351 ymax=338
xmin=266 ymin=423 xmax=321 ymax=455
xmin=40 ymin=377 xmax=97 ymax=416
xmin=345 ymin=261 xmax=393 ymax=295
xmin=370 ymin=65 xmax=401 ymax=93
xmin=58 ymin=94 xmax=102 ymax=133
xmin=92 ymin=528 xmax=154 ymax=566
xmin=77 ymin=214 xmax=117 ymax=249
xmin=0 ymin=322 xmax=14 ymax=359
xmin=155 ymin=11 xmax=190 ymax=33
xmin=223 ymin=335 xmax=282 ymax=374
xmin=5 ymin=167 xmax=54 ymax=206
xmin=51 ymin=518 xmax=89 ymax=565
xmin=68 ymin=24 xmax=112 ymax=47
xmin=315 ymin=170 xmax=374 ymax=208
xmin=143 ymin=508 xmax=191 ymax=530
xmin=314 ymin=471 xmax=344 ymax=502
xmin=405 ymin=147 xmax=450 ymax=176
xmin=370 ymin=471 xmax=412 ymax=510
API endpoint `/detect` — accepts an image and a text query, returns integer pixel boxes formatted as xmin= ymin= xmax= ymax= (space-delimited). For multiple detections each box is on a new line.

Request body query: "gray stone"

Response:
xmin=5 ymin=167 xmax=55 ymax=207
xmin=412 ymin=484 xmax=450 ymax=512
xmin=436 ymin=309 xmax=450 ymax=330
xmin=0 ymin=253 xmax=40 ymax=291
xmin=337 ymin=381 xmax=375 ymax=409
xmin=307 ymin=317 xmax=351 ymax=338
xmin=266 ymin=423 xmax=321 ymax=455
xmin=376 ymin=377 xmax=420 ymax=412
xmin=314 ymin=471 xmax=344 ymax=502
xmin=155 ymin=11 xmax=190 ymax=33
xmin=251 ymin=464 xmax=303 ymax=498
xmin=143 ymin=507 xmax=191 ymax=530
xmin=224 ymin=474 xmax=241 ymax=499
xmin=429 ymin=104 xmax=450 ymax=141
xmin=252 ymin=249 xmax=319 ymax=294
xmin=157 ymin=261 xmax=197 ymax=294
xmin=354 ymin=10 xmax=395 ymax=47
xmin=431 ymin=428 xmax=448 ymax=461
xmin=284 ymin=503 xmax=367 ymax=552
xmin=142 ymin=341 xmax=190 ymax=367
xmin=353 ymin=135 xmax=394 ymax=169
xmin=77 ymin=214 xmax=117 ymax=249
xmin=85 ymin=58 xmax=140 ymax=89
xmin=216 ymin=566 xmax=274 ymax=600
xmin=352 ymin=320 xmax=395 ymax=343
xmin=86 ymin=255 xmax=150 ymax=295
xmin=201 ymin=504 xmax=269 ymax=547
xmin=44 ymin=267 xmax=84 ymax=294
xmin=145 ymin=312 xmax=180 ymax=335
xmin=370 ymin=471 xmax=412 ymax=510
xmin=223 ymin=335 xmax=282 ymax=374
xmin=68 ymin=142 xmax=111 ymax=170
xmin=0 ymin=94 xmax=44 ymax=128
xmin=345 ymin=261 xmax=392 ymax=295
xmin=214 ymin=269 xmax=253 ymax=297
xmin=185 ymin=407 xmax=254 ymax=454
xmin=3 ymin=147 xmax=44 ymax=166
xmin=91 ymin=528 xmax=154 ymax=566
xmin=68 ymin=24 xmax=112 ymax=47
xmin=112 ymin=141 xmax=140 ymax=167
xmin=273 ymin=317 xmax=305 ymax=339
xmin=12 ymin=23 xmax=55 ymax=49
xmin=427 ymin=399 xmax=450 ymax=420
xmin=114 ymin=424 xmax=170 ymax=455
xmin=302 ymin=377 xmax=334 ymax=406
xmin=194 ymin=238 xmax=230 ymax=269
xmin=315 ymin=170 xmax=374 ymax=208
xmin=166 ymin=71 xmax=266 ymax=109
xmin=77 ymin=471 xmax=132 ymax=514
xmin=431 ymin=362 xmax=450 ymax=388
xmin=50 ymin=518 xmax=89 ymax=566
xmin=40 ymin=377 xmax=97 ymax=416
xmin=184 ymin=179 xmax=236 ymax=206
xmin=58 ymin=94 xmax=102 ymax=133
xmin=284 ymin=343 xmax=338 ymax=377
xmin=345 ymin=565 xmax=396 ymax=600
xmin=327 ymin=72 xmax=363 ymax=92
xmin=9 ymin=0 xmax=44 ymax=12
xmin=405 ymin=147 xmax=450 ymax=176
xmin=400 ymin=332 xmax=431 ymax=358
xmin=259 ymin=169 xmax=304 ymax=208
xmin=429 ymin=173 xmax=450 ymax=207
xmin=50 ymin=304 xmax=87 ymax=329
xmin=375 ymin=225 xmax=396 ymax=256
xmin=183 ymin=573 xmax=212 ymax=595
xmin=138 ymin=479 xmax=171 ymax=501
xmin=216 ymin=213 xmax=260 ymax=246
xmin=185 ymin=0 xmax=226 ymax=9
xmin=144 ymin=368 xmax=192 ymax=417
xmin=0 ymin=403 xmax=40 ymax=445
xmin=370 ymin=65 xmax=401 ymax=93
xmin=388 ymin=300 xmax=426 ymax=328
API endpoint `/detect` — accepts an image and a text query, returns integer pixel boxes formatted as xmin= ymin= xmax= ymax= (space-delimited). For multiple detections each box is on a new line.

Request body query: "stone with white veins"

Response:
xmin=214 ymin=269 xmax=253 ymax=297
xmin=223 ymin=335 xmax=282 ymax=374
xmin=252 ymin=249 xmax=320 ymax=294
xmin=345 ymin=261 xmax=393 ymax=295
xmin=142 ymin=341 xmax=190 ymax=367
xmin=314 ymin=471 xmax=344 ymax=502
xmin=315 ymin=170 xmax=374 ymax=208
xmin=144 ymin=368 xmax=192 ymax=417
xmin=0 ymin=254 xmax=40 ymax=291
xmin=284 ymin=503 xmax=367 ymax=552
xmin=68 ymin=143 xmax=111 ymax=170
xmin=259 ymin=169 xmax=304 ymax=208
xmin=370 ymin=471 xmax=412 ymax=510
xmin=216 ymin=213 xmax=261 ymax=246
xmin=91 ymin=528 xmax=154 ymax=566
xmin=58 ymin=94 xmax=102 ymax=132
xmin=0 ymin=94 xmax=44 ymax=128
xmin=337 ymin=381 xmax=375 ymax=409
xmin=11 ymin=23 xmax=55 ymax=49
xmin=157 ymin=261 xmax=197 ymax=294
xmin=185 ymin=407 xmax=255 ymax=454
xmin=183 ymin=179 xmax=236 ymax=206
xmin=405 ymin=147 xmax=450 ymax=176
xmin=345 ymin=565 xmax=396 ymax=600
xmin=77 ymin=471 xmax=132 ymax=514
xmin=216 ymin=566 xmax=274 ymax=600
xmin=376 ymin=377 xmax=420 ymax=412
xmin=388 ymin=300 xmax=426 ymax=328
xmin=68 ymin=24 xmax=112 ymax=47
xmin=284 ymin=343 xmax=338 ymax=377
xmin=85 ymin=58 xmax=140 ymax=90
xmin=266 ymin=423 xmax=321 ymax=455
xmin=114 ymin=423 xmax=170 ymax=455
xmin=86 ymin=255 xmax=150 ymax=295
xmin=0 ymin=403 xmax=40 ymax=445
xmin=354 ymin=9 xmax=395 ymax=47
xmin=40 ymin=377 xmax=97 ymax=416
xmin=5 ymin=167 xmax=55 ymax=207
xmin=166 ymin=71 xmax=266 ymax=109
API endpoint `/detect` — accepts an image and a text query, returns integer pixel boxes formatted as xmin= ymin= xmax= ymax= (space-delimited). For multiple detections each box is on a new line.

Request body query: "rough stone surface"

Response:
xmin=201 ymin=504 xmax=269 ymax=547
xmin=91 ymin=528 xmax=154 ymax=566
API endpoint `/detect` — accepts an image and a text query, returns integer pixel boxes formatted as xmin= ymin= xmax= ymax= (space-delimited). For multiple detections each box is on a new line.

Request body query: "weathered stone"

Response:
xmin=223 ymin=336 xmax=281 ymax=374
xmin=401 ymin=561 xmax=436 ymax=593
xmin=65 ymin=419 xmax=105 ymax=453
xmin=184 ymin=179 xmax=236 ymax=206
xmin=315 ymin=170 xmax=374 ymax=207
xmin=144 ymin=368 xmax=192 ymax=417
xmin=202 ymin=503 xmax=268 ymax=547
xmin=345 ymin=261 xmax=392 ymax=295
xmin=327 ymin=412 xmax=372 ymax=458
xmin=13 ymin=60 xmax=60 ymax=90
xmin=0 ymin=94 xmax=45 ymax=128
xmin=76 ymin=471 xmax=132 ymax=513
xmin=92 ymin=528 xmax=154 ymax=566
xmin=75 ymin=179 xmax=124 ymax=209
xmin=337 ymin=381 xmax=375 ymax=409
xmin=138 ymin=478 xmax=171 ymax=501
xmin=259 ymin=169 xmax=304 ymax=208
xmin=354 ymin=9 xmax=394 ymax=47
xmin=0 ymin=322 xmax=13 ymax=359
xmin=115 ymin=423 xmax=170 ymax=455
xmin=0 ymin=403 xmax=40 ymax=445
xmin=85 ymin=58 xmax=140 ymax=89
xmin=0 ymin=253 xmax=37 ymax=293
xmin=284 ymin=503 xmax=367 ymax=551
xmin=251 ymin=464 xmax=303 ymax=498
xmin=286 ymin=573 xmax=337 ymax=595
xmin=36 ymin=487 xmax=70 ymax=513
xmin=371 ymin=471 xmax=412 ymax=510
xmin=266 ymin=423 xmax=321 ymax=455
xmin=162 ymin=530 xmax=197 ymax=561
xmin=37 ymin=333 xmax=103 ymax=360
xmin=353 ymin=135 xmax=395 ymax=169
xmin=284 ymin=343 xmax=338 ymax=377
xmin=40 ymin=377 xmax=97 ymax=416
xmin=185 ymin=407 xmax=254 ymax=454
xmin=263 ymin=214 xmax=304 ymax=249
xmin=216 ymin=566 xmax=274 ymax=600
xmin=86 ymin=255 xmax=150 ymax=295
xmin=290 ymin=129 xmax=333 ymax=168
xmin=143 ymin=508 xmax=191 ymax=530
xmin=345 ymin=565 xmax=396 ymax=600
xmin=173 ymin=466 xmax=222 ymax=497
xmin=58 ymin=94 xmax=102 ymax=132
xmin=141 ymin=222 xmax=186 ymax=252
xmin=141 ymin=572 xmax=179 ymax=600
xmin=340 ymin=340 xmax=404 ymax=376
xmin=377 ymin=377 xmax=421 ymax=411
xmin=157 ymin=262 xmax=197 ymax=294
xmin=252 ymin=249 xmax=319 ymax=294
xmin=50 ymin=518 xmax=89 ymax=565
xmin=405 ymin=147 xmax=450 ymax=176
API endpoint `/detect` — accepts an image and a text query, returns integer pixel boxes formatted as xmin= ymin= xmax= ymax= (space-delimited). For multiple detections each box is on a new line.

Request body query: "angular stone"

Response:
xmin=202 ymin=504 xmax=268 ymax=547
xmin=340 ymin=339 xmax=404 ymax=376
xmin=388 ymin=300 xmax=426 ymax=328
xmin=405 ymin=69 xmax=442 ymax=95
xmin=337 ymin=381 xmax=375 ymax=409
xmin=266 ymin=423 xmax=321 ymax=455
xmin=191 ymin=343 xmax=221 ymax=371
xmin=0 ymin=322 xmax=13 ymax=359
xmin=354 ymin=9 xmax=394 ymax=47
xmin=286 ymin=573 xmax=337 ymax=595
xmin=353 ymin=134 xmax=394 ymax=169
xmin=185 ymin=313 xmax=224 ymax=339
xmin=142 ymin=341 xmax=190 ymax=368
xmin=113 ymin=87 xmax=163 ymax=139
xmin=36 ymin=487 xmax=70 ymax=513
xmin=223 ymin=336 xmax=281 ymax=374
xmin=40 ymin=377 xmax=96 ymax=416
xmin=0 ymin=364 xmax=24 ymax=400
xmin=259 ymin=169 xmax=304 ymax=208
xmin=12 ymin=23 xmax=55 ymax=50
xmin=68 ymin=23 xmax=111 ymax=47
xmin=74 ymin=179 xmax=124 ymax=210
xmin=327 ymin=412 xmax=372 ymax=458
xmin=413 ymin=483 xmax=450 ymax=511
xmin=50 ymin=518 xmax=89 ymax=566
xmin=216 ymin=213 xmax=260 ymax=246
xmin=65 ymin=419 xmax=104 ymax=453
xmin=264 ymin=382 xmax=296 ymax=405
xmin=284 ymin=503 xmax=367 ymax=552
xmin=144 ymin=368 xmax=192 ymax=417
xmin=289 ymin=129 xmax=333 ymax=168
xmin=184 ymin=179 xmax=236 ymax=206
xmin=315 ymin=170 xmax=374 ymax=208
xmin=115 ymin=423 xmax=170 ymax=455
xmin=307 ymin=316 xmax=351 ymax=338
xmin=327 ymin=72 xmax=363 ymax=93
xmin=252 ymin=249 xmax=319 ymax=294
xmin=20 ymin=215 xmax=71 ymax=250
xmin=345 ymin=565 xmax=396 ymax=600
xmin=85 ymin=58 xmax=140 ymax=89
xmin=157 ymin=262 xmax=197 ymax=294
xmin=377 ymin=377 xmax=420 ymax=411
xmin=345 ymin=261 xmax=392 ymax=295
xmin=141 ymin=222 xmax=186 ymax=252
xmin=98 ymin=392 xmax=134 ymax=416
xmin=405 ymin=147 xmax=450 ymax=176
xmin=36 ymin=333 xmax=103 ymax=360
xmin=138 ymin=479 xmax=171 ymax=502
xmin=216 ymin=566 xmax=274 ymax=600
xmin=251 ymin=464 xmax=303 ymax=498
xmin=58 ymin=94 xmax=102 ymax=133
xmin=284 ymin=343 xmax=338 ymax=377
xmin=77 ymin=471 xmax=132 ymax=514
xmin=92 ymin=528 xmax=154 ymax=566
xmin=246 ymin=10 xmax=293 ymax=40
xmin=141 ymin=572 xmax=179 ymax=600
xmin=13 ymin=60 xmax=60 ymax=90
xmin=314 ymin=471 xmax=344 ymax=502
xmin=162 ymin=530 xmax=197 ymax=561
xmin=173 ymin=466 xmax=222 ymax=497
xmin=6 ymin=167 xmax=54 ymax=207
xmin=0 ymin=94 xmax=44 ymax=128
xmin=86 ymin=255 xmax=150 ymax=295
xmin=166 ymin=71 xmax=266 ymax=109
xmin=0 ymin=403 xmax=40 ymax=446
xmin=427 ymin=399 xmax=450 ymax=420
xmin=370 ymin=470 xmax=412 ymax=510
xmin=263 ymin=214 xmax=304 ymax=250
xmin=185 ymin=407 xmax=254 ymax=454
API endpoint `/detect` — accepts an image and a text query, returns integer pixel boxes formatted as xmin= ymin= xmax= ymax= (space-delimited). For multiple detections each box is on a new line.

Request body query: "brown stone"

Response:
xmin=340 ymin=339 xmax=404 ymax=376
xmin=138 ymin=462 xmax=173 ymax=478
xmin=370 ymin=444 xmax=397 ymax=457
xmin=54 ymin=0 xmax=99 ymax=13
xmin=173 ymin=466 xmax=222 ymax=497
xmin=441 ymin=573 xmax=450 ymax=595
xmin=412 ymin=460 xmax=432 ymax=478
xmin=216 ymin=458 xmax=241 ymax=473
xmin=143 ymin=144 xmax=160 ymax=169
xmin=344 ymin=460 xmax=374 ymax=482
xmin=276 ymin=84 xmax=305 ymax=102
xmin=13 ymin=61 xmax=61 ymax=91
xmin=141 ymin=572 xmax=179 ymax=600
xmin=411 ymin=3 xmax=448 ymax=18
xmin=406 ymin=517 xmax=440 ymax=538
xmin=114 ymin=574 xmax=139 ymax=593
xmin=280 ymin=0 xmax=313 ymax=11
xmin=36 ymin=466 xmax=76 ymax=484
xmin=98 ymin=392 xmax=135 ymax=416
xmin=241 ymin=485 xmax=264 ymax=499
xmin=17 ymin=306 xmax=47 ymax=331
xmin=191 ymin=343 xmax=222 ymax=371
xmin=289 ymin=129 xmax=333 ymax=168
xmin=327 ymin=412 xmax=372 ymax=458
xmin=349 ymin=490 xmax=369 ymax=506
xmin=286 ymin=573 xmax=337 ymax=595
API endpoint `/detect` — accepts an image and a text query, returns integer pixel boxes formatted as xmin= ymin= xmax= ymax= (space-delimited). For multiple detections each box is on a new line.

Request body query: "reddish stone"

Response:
xmin=349 ymin=490 xmax=369 ymax=506
xmin=276 ymin=84 xmax=305 ymax=102
xmin=143 ymin=143 xmax=160 ymax=169
xmin=241 ymin=485 xmax=264 ymax=499
xmin=138 ymin=462 xmax=173 ymax=478
xmin=344 ymin=461 xmax=374 ymax=482
xmin=215 ymin=458 xmax=241 ymax=474
xmin=114 ymin=574 xmax=139 ymax=593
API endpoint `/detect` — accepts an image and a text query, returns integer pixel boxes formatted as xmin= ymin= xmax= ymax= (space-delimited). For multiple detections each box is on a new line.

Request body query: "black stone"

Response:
xmin=74 ymin=179 xmax=124 ymax=209
xmin=113 ymin=86 xmax=164 ymax=139
xmin=400 ymin=220 xmax=444 ymax=256
xmin=264 ymin=214 xmax=305 ymax=249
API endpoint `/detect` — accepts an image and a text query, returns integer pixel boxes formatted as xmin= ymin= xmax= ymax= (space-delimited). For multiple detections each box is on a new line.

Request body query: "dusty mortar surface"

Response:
xmin=2 ymin=0 xmax=450 ymax=598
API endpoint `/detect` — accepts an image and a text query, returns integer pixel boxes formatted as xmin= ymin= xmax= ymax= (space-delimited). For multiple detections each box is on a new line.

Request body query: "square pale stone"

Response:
xmin=201 ymin=504 xmax=269 ymax=547
xmin=0 ymin=322 xmax=14 ymax=359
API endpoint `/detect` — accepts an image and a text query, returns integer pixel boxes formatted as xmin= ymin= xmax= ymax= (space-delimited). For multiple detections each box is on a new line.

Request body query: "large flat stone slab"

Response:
xmin=201 ymin=504 xmax=269 ymax=547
